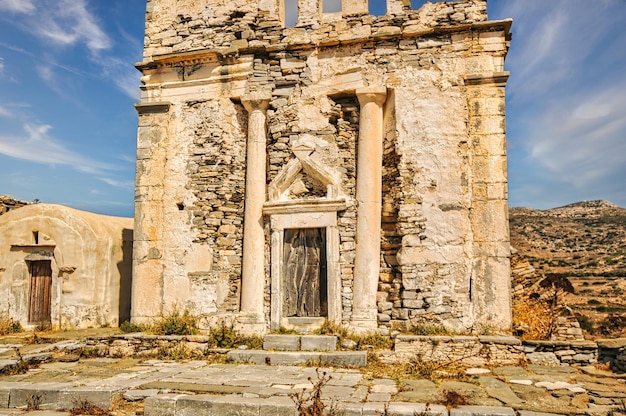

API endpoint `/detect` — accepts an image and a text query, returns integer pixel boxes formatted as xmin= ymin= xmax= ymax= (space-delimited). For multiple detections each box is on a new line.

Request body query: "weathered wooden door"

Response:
xmin=28 ymin=260 xmax=52 ymax=323
xmin=283 ymin=228 xmax=327 ymax=317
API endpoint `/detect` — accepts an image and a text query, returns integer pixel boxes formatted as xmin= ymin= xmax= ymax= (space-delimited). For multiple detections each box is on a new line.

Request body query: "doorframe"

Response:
xmin=265 ymin=202 xmax=344 ymax=331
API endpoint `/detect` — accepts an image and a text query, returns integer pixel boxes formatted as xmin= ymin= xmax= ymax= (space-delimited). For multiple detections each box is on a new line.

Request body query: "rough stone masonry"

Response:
xmin=131 ymin=0 xmax=512 ymax=335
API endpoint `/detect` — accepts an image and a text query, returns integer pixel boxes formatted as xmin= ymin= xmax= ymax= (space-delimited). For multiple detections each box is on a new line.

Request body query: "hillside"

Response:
xmin=509 ymin=200 xmax=626 ymax=338
xmin=510 ymin=200 xmax=626 ymax=275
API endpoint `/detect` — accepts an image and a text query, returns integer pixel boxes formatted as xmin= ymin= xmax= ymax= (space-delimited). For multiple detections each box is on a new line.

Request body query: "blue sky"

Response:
xmin=0 ymin=0 xmax=625 ymax=218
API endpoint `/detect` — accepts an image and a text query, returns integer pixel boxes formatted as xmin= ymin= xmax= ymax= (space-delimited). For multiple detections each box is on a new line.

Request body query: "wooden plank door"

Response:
xmin=28 ymin=260 xmax=52 ymax=323
xmin=283 ymin=228 xmax=327 ymax=317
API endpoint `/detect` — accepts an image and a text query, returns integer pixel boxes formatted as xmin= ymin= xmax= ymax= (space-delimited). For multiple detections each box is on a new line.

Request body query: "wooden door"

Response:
xmin=283 ymin=228 xmax=327 ymax=317
xmin=28 ymin=260 xmax=52 ymax=323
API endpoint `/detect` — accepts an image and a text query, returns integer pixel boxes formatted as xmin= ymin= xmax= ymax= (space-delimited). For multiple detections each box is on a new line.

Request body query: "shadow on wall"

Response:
xmin=118 ymin=228 xmax=133 ymax=324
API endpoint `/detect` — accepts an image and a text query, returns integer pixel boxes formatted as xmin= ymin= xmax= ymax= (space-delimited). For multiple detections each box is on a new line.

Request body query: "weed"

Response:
xmin=290 ymin=369 xmax=342 ymax=416
xmin=69 ymin=399 xmax=108 ymax=415
xmin=409 ymin=323 xmax=451 ymax=336
xmin=206 ymin=320 xmax=263 ymax=349
xmin=119 ymin=320 xmax=145 ymax=333
xmin=150 ymin=306 xmax=198 ymax=335
xmin=26 ymin=394 xmax=42 ymax=411
xmin=0 ymin=312 xmax=22 ymax=335
xmin=314 ymin=320 xmax=348 ymax=338
xmin=443 ymin=390 xmax=469 ymax=408
xmin=350 ymin=333 xmax=393 ymax=350
xmin=0 ymin=349 xmax=34 ymax=376
xmin=156 ymin=343 xmax=200 ymax=361
xmin=272 ymin=326 xmax=299 ymax=335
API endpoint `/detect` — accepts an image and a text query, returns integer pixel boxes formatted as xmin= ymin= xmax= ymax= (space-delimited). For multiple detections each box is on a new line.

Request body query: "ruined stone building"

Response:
xmin=132 ymin=0 xmax=512 ymax=334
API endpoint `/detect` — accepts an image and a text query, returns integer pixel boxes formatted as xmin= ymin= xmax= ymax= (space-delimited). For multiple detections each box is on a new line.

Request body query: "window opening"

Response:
xmin=323 ymin=0 xmax=341 ymax=13
xmin=369 ymin=1 xmax=385 ymax=16
xmin=285 ymin=0 xmax=298 ymax=26
xmin=33 ymin=231 xmax=39 ymax=245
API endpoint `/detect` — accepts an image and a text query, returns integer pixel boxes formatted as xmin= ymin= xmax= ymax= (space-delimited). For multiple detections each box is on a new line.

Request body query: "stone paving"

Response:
xmin=0 ymin=357 xmax=624 ymax=415
xmin=0 ymin=333 xmax=625 ymax=415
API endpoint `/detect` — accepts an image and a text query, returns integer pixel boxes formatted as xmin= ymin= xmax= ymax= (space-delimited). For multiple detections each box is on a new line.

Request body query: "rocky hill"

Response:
xmin=509 ymin=200 xmax=626 ymax=338
xmin=509 ymin=200 xmax=626 ymax=276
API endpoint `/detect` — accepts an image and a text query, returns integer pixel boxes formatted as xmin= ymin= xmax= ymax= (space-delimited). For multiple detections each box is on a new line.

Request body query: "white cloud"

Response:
xmin=32 ymin=0 xmax=111 ymax=54
xmin=0 ymin=105 xmax=11 ymax=118
xmin=526 ymin=81 xmax=626 ymax=189
xmin=100 ymin=56 xmax=140 ymax=99
xmin=0 ymin=123 xmax=115 ymax=174
xmin=101 ymin=178 xmax=134 ymax=189
xmin=0 ymin=0 xmax=35 ymax=14
xmin=0 ymin=57 xmax=4 ymax=75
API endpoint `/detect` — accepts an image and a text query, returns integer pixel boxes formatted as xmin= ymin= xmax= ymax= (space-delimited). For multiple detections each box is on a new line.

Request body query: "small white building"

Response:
xmin=0 ymin=204 xmax=133 ymax=329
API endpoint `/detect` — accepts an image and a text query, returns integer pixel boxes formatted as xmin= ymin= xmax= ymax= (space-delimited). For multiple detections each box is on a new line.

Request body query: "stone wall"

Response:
xmin=393 ymin=336 xmax=601 ymax=368
xmin=50 ymin=334 xmax=626 ymax=373
xmin=132 ymin=0 xmax=512 ymax=334
xmin=0 ymin=196 xmax=30 ymax=216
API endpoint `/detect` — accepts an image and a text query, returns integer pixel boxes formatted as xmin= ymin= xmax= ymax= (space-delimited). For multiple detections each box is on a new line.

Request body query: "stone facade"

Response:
xmin=0 ymin=204 xmax=133 ymax=328
xmin=132 ymin=0 xmax=512 ymax=334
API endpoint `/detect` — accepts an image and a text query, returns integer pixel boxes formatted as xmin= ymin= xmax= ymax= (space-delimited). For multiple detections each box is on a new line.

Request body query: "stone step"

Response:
xmin=144 ymin=393 xmax=529 ymax=416
xmin=226 ymin=349 xmax=367 ymax=367
xmin=262 ymin=334 xmax=337 ymax=351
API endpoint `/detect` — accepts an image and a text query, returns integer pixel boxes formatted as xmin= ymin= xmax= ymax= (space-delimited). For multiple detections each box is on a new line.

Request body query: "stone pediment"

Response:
xmin=267 ymin=144 xmax=341 ymax=203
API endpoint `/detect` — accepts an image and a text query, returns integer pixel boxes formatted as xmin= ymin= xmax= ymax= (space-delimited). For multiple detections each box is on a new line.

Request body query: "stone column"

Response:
xmin=351 ymin=87 xmax=387 ymax=332
xmin=342 ymin=0 xmax=368 ymax=16
xmin=239 ymin=95 xmax=270 ymax=332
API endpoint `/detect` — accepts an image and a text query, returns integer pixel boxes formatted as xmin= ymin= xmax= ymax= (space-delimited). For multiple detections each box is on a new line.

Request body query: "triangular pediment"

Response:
xmin=268 ymin=153 xmax=339 ymax=202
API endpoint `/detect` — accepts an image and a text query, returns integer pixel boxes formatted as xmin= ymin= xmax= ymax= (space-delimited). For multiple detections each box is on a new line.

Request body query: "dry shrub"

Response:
xmin=69 ymin=399 xmax=108 ymax=415
xmin=0 ymin=312 xmax=22 ymax=335
xmin=512 ymin=297 xmax=557 ymax=340
xmin=290 ymin=369 xmax=341 ymax=416
xmin=443 ymin=390 xmax=470 ymax=408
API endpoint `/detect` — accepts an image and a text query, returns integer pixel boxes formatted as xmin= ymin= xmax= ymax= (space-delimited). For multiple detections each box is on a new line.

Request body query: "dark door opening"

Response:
xmin=283 ymin=228 xmax=328 ymax=317
xmin=28 ymin=260 xmax=52 ymax=323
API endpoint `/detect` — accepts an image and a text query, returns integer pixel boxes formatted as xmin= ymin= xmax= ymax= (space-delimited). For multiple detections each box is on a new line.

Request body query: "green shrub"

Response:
xmin=151 ymin=307 xmax=198 ymax=335
xmin=119 ymin=321 xmax=144 ymax=333
xmin=409 ymin=323 xmax=450 ymax=336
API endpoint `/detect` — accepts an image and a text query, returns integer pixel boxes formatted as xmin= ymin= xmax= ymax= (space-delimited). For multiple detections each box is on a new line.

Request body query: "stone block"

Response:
xmin=59 ymin=386 xmax=122 ymax=411
xmin=449 ymin=406 xmax=515 ymax=416
xmin=320 ymin=351 xmax=367 ymax=367
xmin=301 ymin=335 xmax=337 ymax=351
xmin=387 ymin=402 xmax=448 ymax=416
xmin=259 ymin=396 xmax=297 ymax=416
xmin=9 ymin=385 xmax=67 ymax=409
xmin=263 ymin=335 xmax=300 ymax=351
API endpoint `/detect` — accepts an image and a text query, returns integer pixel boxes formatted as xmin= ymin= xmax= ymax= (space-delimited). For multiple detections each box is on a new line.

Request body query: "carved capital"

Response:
xmin=356 ymin=87 xmax=387 ymax=106
xmin=241 ymin=95 xmax=271 ymax=112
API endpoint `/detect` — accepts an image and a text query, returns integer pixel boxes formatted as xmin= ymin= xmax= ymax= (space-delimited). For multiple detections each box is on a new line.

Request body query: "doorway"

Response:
xmin=28 ymin=260 xmax=52 ymax=323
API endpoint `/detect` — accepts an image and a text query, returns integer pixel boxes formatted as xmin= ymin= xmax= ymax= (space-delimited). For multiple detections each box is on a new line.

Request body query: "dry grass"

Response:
xmin=365 ymin=351 xmax=469 ymax=383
